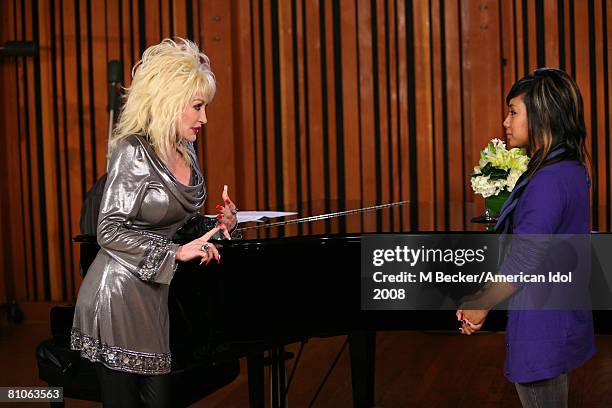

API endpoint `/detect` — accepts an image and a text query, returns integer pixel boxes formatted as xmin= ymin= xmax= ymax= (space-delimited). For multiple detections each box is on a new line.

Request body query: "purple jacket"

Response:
xmin=500 ymin=160 xmax=596 ymax=383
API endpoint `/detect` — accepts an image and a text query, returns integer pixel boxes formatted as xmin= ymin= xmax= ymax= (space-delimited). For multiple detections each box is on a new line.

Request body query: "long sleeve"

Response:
xmin=97 ymin=138 xmax=179 ymax=284
xmin=499 ymin=169 xmax=564 ymax=280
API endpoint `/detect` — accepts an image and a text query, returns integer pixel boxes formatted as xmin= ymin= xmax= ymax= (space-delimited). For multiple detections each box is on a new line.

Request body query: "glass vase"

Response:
xmin=485 ymin=190 xmax=511 ymax=216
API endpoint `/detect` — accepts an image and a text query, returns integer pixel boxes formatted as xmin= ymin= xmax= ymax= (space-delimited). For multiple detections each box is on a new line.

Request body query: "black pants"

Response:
xmin=95 ymin=363 xmax=171 ymax=408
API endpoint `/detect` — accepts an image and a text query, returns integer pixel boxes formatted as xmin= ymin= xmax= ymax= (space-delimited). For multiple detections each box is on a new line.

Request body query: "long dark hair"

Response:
xmin=506 ymin=68 xmax=589 ymax=177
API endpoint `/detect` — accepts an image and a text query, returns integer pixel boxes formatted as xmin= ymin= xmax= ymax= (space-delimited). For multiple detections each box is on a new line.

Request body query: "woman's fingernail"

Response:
xmin=217 ymin=213 xmax=223 ymax=219
xmin=216 ymin=204 xmax=224 ymax=211
xmin=225 ymin=199 xmax=231 ymax=204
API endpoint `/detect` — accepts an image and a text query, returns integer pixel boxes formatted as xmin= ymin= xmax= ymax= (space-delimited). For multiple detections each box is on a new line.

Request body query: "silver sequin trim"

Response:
xmin=137 ymin=231 xmax=175 ymax=281
xmin=70 ymin=328 xmax=171 ymax=375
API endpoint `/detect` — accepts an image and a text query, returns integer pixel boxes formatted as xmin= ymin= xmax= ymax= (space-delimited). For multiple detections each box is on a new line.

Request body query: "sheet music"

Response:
xmin=207 ymin=211 xmax=297 ymax=223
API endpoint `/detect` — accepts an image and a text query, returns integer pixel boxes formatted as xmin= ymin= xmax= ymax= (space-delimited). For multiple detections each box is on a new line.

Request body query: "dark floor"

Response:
xmin=2 ymin=321 xmax=612 ymax=407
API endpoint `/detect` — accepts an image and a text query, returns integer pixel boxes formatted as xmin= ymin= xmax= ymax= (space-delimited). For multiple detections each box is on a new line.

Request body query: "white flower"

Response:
xmin=505 ymin=168 xmax=523 ymax=191
xmin=471 ymin=138 xmax=529 ymax=198
xmin=471 ymin=175 xmax=498 ymax=198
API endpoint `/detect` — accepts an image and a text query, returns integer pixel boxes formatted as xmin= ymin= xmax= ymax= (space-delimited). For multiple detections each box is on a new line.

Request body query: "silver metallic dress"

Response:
xmin=71 ymin=134 xmax=206 ymax=375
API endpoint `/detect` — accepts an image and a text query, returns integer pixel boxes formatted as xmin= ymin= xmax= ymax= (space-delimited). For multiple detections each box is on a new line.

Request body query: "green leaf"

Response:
xmin=480 ymin=162 xmax=493 ymax=176
xmin=489 ymin=168 xmax=510 ymax=180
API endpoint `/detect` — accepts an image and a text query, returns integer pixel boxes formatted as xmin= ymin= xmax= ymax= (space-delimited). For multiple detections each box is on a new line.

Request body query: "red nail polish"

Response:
xmin=216 ymin=205 xmax=223 ymax=211
xmin=225 ymin=199 xmax=230 ymax=204
xmin=216 ymin=213 xmax=222 ymax=219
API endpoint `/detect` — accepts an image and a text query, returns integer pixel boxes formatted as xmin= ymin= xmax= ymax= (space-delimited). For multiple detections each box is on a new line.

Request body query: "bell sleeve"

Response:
xmin=97 ymin=138 xmax=179 ymax=285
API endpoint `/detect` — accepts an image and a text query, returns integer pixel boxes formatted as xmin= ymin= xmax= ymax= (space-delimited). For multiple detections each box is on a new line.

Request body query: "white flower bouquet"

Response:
xmin=471 ymin=139 xmax=529 ymax=214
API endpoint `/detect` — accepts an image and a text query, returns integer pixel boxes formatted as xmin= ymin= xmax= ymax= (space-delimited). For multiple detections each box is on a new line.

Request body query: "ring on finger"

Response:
xmin=201 ymin=243 xmax=210 ymax=252
xmin=230 ymin=208 xmax=238 ymax=215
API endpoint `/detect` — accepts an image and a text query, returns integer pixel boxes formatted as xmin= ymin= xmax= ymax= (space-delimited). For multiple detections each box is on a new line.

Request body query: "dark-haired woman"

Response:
xmin=457 ymin=68 xmax=595 ymax=408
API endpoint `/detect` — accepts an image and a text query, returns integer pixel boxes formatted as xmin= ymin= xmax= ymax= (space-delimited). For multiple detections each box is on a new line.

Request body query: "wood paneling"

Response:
xmin=1 ymin=0 xmax=611 ymax=303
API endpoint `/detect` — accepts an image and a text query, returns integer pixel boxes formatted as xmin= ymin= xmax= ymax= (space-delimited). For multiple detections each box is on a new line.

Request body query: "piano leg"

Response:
xmin=270 ymin=346 xmax=288 ymax=408
xmin=348 ymin=331 xmax=376 ymax=408
xmin=247 ymin=352 xmax=265 ymax=407
xmin=247 ymin=347 xmax=289 ymax=408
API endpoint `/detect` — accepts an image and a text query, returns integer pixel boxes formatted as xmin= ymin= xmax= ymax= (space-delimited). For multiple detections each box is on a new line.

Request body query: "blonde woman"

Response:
xmin=71 ymin=38 xmax=237 ymax=407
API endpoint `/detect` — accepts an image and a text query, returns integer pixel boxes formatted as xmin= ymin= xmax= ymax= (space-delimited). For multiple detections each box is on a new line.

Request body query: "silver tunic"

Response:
xmin=71 ymin=134 xmax=206 ymax=375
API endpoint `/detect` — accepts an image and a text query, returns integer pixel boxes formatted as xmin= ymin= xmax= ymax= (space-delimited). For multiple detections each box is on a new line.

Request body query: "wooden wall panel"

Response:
xmin=1 ymin=0 xmax=611 ymax=304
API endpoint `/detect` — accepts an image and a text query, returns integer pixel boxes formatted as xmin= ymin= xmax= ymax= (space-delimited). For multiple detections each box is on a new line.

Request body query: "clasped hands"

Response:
xmin=456 ymin=309 xmax=488 ymax=335
xmin=176 ymin=185 xmax=238 ymax=265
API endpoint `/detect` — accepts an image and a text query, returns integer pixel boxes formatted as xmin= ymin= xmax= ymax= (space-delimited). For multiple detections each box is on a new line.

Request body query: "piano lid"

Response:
xmin=233 ymin=200 xmax=480 ymax=241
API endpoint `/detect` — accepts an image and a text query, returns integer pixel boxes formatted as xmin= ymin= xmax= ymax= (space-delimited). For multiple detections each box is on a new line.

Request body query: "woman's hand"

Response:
xmin=456 ymin=309 xmax=488 ymax=335
xmin=176 ymin=225 xmax=223 ymax=265
xmin=215 ymin=185 xmax=238 ymax=232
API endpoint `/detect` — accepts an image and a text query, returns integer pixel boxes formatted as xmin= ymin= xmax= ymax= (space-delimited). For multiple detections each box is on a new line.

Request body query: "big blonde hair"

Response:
xmin=110 ymin=38 xmax=216 ymax=165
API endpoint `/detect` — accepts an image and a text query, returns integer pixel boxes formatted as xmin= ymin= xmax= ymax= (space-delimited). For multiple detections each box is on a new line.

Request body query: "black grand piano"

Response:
xmin=40 ymin=201 xmax=476 ymax=407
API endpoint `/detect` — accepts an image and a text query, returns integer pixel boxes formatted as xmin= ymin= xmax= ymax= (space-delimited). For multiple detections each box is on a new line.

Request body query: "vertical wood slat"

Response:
xmin=251 ymin=0 xmax=265 ymax=215
xmin=357 ymin=0 xmax=376 ymax=232
xmin=172 ymin=0 xmax=187 ymax=39
xmin=396 ymin=0 xmax=411 ymax=232
xmin=278 ymin=0 xmax=298 ymax=237
xmin=2 ymin=0 xmax=612 ymax=304
xmin=573 ymin=0 xmax=594 ymax=225
xmin=445 ymin=0 xmax=465 ymax=231
xmin=78 ymin=0 xmax=94 ymax=193
xmin=413 ymin=0 xmax=434 ymax=230
xmin=324 ymin=0 xmax=338 ymax=234
xmin=339 ymin=0 xmax=361 ymax=233
xmin=564 ymin=0 xmax=572 ymax=73
xmin=305 ymin=0 xmax=324 ymax=234
xmin=263 ymin=0 xmax=277 ymax=222
xmin=594 ymin=0 xmax=607 ymax=230
xmin=607 ymin=0 xmax=612 ymax=230
xmin=375 ymin=0 xmax=390 ymax=231
xmin=121 ymin=0 xmax=135 ymax=84
xmin=92 ymin=0 xmax=108 ymax=179
xmin=430 ymin=0 xmax=444 ymax=231
xmin=527 ymin=0 xmax=538 ymax=70
xmin=544 ymin=0 xmax=559 ymax=67
xmin=387 ymin=0 xmax=400 ymax=231
xmin=514 ymin=0 xmax=526 ymax=77
xmin=297 ymin=0 xmax=312 ymax=236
